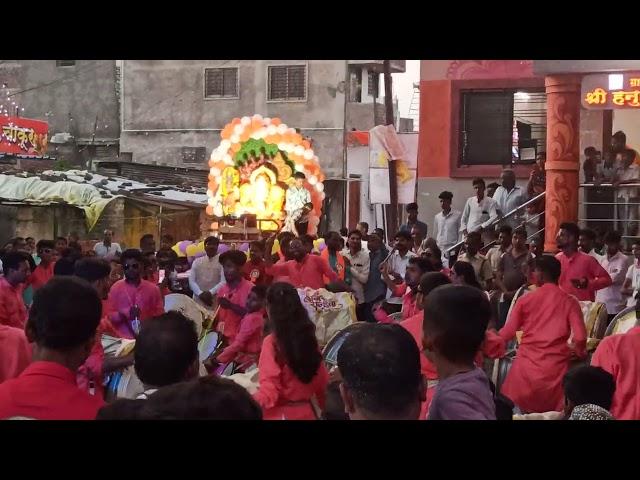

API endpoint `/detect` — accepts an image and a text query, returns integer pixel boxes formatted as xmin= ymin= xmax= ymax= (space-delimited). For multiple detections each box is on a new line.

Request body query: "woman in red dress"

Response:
xmin=253 ymin=282 xmax=328 ymax=420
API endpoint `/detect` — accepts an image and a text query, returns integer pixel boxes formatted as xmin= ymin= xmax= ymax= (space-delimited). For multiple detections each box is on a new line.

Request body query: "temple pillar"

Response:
xmin=544 ymin=75 xmax=582 ymax=253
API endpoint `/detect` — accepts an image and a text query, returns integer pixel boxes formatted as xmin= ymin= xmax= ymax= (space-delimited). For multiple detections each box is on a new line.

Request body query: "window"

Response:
xmin=267 ymin=65 xmax=306 ymax=101
xmin=368 ymin=71 xmax=379 ymax=97
xmin=56 ymin=60 xmax=75 ymax=67
xmin=204 ymin=68 xmax=238 ymax=98
xmin=459 ymin=89 xmax=546 ymax=166
xmin=182 ymin=146 xmax=206 ymax=164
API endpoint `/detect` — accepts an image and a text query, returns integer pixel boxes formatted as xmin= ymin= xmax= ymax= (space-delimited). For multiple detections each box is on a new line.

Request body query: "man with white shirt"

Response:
xmin=188 ymin=236 xmax=225 ymax=309
xmin=596 ymin=231 xmax=632 ymax=319
xmin=343 ymin=229 xmax=370 ymax=321
xmin=613 ymin=149 xmax=640 ymax=237
xmin=622 ymin=241 xmax=640 ymax=307
xmin=93 ymin=230 xmax=122 ymax=260
xmin=579 ymin=229 xmax=604 ymax=263
xmin=493 ymin=169 xmax=527 ymax=229
xmin=383 ymin=231 xmax=416 ymax=299
xmin=460 ymin=178 xmax=499 ymax=236
xmin=433 ymin=191 xmax=461 ymax=268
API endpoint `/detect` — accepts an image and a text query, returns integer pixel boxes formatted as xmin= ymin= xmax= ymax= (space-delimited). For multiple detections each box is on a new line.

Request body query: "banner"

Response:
xmin=582 ymin=72 xmax=640 ymax=110
xmin=0 ymin=116 xmax=48 ymax=155
xmin=368 ymin=125 xmax=417 ymax=205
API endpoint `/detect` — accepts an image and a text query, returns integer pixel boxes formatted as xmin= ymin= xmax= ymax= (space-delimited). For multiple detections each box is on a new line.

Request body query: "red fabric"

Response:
xmin=592 ymin=326 xmax=640 ymax=420
xmin=401 ymin=289 xmax=419 ymax=320
xmin=253 ymin=334 xmax=328 ymax=420
xmin=266 ymin=254 xmax=338 ymax=290
xmin=107 ymin=279 xmax=164 ymax=339
xmin=242 ymin=260 xmax=272 ymax=286
xmin=0 ymin=277 xmax=27 ymax=329
xmin=498 ymin=283 xmax=587 ymax=413
xmin=27 ymin=261 xmax=55 ymax=291
xmin=217 ymin=310 xmax=265 ymax=364
xmin=0 ymin=325 xmax=31 ymax=384
xmin=556 ymin=251 xmax=612 ymax=301
xmin=217 ymin=279 xmax=254 ymax=343
xmin=0 ymin=361 xmax=104 ymax=420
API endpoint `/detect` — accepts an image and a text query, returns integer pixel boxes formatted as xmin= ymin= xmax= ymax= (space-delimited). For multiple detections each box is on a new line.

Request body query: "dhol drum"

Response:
xmin=605 ymin=305 xmax=639 ymax=337
xmin=578 ymin=301 xmax=609 ymax=351
xmin=322 ymin=322 xmax=368 ymax=368
xmin=198 ymin=331 xmax=222 ymax=363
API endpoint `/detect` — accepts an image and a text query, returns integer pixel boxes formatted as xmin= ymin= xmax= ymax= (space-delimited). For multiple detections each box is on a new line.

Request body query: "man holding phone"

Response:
xmin=556 ymin=222 xmax=612 ymax=301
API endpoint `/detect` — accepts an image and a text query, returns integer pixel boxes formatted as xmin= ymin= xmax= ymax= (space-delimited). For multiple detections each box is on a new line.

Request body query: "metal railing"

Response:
xmin=445 ymin=191 xmax=546 ymax=255
xmin=580 ymin=182 xmax=640 ymax=240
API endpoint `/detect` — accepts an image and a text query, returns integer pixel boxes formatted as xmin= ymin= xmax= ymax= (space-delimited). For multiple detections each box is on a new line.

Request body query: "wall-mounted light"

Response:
xmin=515 ymin=91 xmax=530 ymax=100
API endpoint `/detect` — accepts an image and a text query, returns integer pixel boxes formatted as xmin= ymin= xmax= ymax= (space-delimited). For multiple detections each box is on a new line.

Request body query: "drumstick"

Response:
xmin=202 ymin=304 xmax=221 ymax=337
xmin=381 ymin=247 xmax=397 ymax=266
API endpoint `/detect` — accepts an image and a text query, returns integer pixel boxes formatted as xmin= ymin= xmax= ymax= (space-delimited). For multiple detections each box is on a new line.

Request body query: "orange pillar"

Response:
xmin=544 ymin=75 xmax=582 ymax=253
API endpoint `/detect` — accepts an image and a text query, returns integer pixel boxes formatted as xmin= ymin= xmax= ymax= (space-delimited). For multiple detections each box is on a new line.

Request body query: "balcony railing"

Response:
xmin=445 ymin=191 xmax=546 ymax=256
xmin=580 ymin=182 xmax=640 ymax=241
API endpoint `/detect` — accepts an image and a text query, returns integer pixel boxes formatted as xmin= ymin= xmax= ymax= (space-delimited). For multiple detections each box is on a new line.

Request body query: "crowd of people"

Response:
xmin=1 ymin=177 xmax=640 ymax=420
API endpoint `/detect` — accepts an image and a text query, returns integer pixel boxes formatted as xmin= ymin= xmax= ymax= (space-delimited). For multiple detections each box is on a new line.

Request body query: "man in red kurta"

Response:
xmin=74 ymin=258 xmax=133 ymax=399
xmin=27 ymin=240 xmax=56 ymax=292
xmin=265 ymin=237 xmax=340 ymax=290
xmin=0 ymin=277 xmax=104 ymax=420
xmin=107 ymin=249 xmax=164 ymax=339
xmin=216 ymin=250 xmax=254 ymax=343
xmin=555 ymin=222 xmax=611 ymax=301
xmin=0 ymin=251 xmax=31 ymax=329
xmin=591 ymin=326 xmax=640 ymax=420
xmin=242 ymin=241 xmax=272 ymax=286
xmin=0 ymin=325 xmax=31 ymax=384
xmin=216 ymin=284 xmax=266 ymax=365
xmin=383 ymin=256 xmax=433 ymax=321
xmin=498 ymin=255 xmax=587 ymax=413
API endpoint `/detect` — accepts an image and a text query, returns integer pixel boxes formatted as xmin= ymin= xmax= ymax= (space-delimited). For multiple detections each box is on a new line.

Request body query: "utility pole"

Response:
xmin=383 ymin=60 xmax=399 ymax=241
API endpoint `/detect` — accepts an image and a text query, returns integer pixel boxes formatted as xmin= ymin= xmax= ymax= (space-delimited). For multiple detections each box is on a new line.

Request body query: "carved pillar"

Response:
xmin=544 ymin=75 xmax=582 ymax=253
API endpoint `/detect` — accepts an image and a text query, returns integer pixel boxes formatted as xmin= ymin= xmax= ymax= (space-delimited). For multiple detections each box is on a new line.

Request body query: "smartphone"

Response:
xmin=158 ymin=269 xmax=166 ymax=284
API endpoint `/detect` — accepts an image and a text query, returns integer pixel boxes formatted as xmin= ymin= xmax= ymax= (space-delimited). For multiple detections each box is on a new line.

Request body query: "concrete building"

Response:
xmin=119 ymin=60 xmax=405 ymax=230
xmin=0 ymin=60 xmax=120 ymax=167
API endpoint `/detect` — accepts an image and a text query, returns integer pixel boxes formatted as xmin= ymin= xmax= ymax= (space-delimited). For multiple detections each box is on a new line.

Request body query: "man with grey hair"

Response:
xmin=93 ymin=229 xmax=122 ymax=260
xmin=493 ymin=169 xmax=527 ymax=229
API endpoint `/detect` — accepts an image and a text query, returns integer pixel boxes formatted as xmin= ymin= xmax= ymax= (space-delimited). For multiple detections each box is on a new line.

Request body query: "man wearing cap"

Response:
xmin=400 ymin=203 xmax=428 ymax=239
xmin=433 ymin=191 xmax=461 ymax=268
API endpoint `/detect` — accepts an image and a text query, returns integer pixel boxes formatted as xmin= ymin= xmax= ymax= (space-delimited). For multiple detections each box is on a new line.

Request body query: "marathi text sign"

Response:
xmin=0 ymin=116 xmax=48 ymax=155
xmin=582 ymin=72 xmax=640 ymax=109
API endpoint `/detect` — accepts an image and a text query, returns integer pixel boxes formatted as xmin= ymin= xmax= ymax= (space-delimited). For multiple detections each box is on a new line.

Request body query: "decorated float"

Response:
xmin=205 ymin=114 xmax=326 ymax=236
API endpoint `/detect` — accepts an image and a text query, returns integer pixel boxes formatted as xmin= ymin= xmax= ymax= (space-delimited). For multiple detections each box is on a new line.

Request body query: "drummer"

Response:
xmin=216 ymin=250 xmax=254 ymax=344
xmin=134 ymin=311 xmax=199 ymax=400
xmin=74 ymin=258 xmax=134 ymax=399
xmin=216 ymin=284 xmax=267 ymax=366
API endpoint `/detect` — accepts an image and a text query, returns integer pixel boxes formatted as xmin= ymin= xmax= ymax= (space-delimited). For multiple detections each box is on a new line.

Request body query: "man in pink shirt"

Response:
xmin=216 ymin=284 xmax=267 ymax=365
xmin=498 ymin=255 xmax=587 ymax=413
xmin=0 ymin=324 xmax=31 ymax=383
xmin=382 ymin=256 xmax=434 ymax=320
xmin=0 ymin=277 xmax=104 ymax=420
xmin=265 ymin=236 xmax=342 ymax=290
xmin=107 ymin=249 xmax=164 ymax=339
xmin=555 ymin=222 xmax=611 ymax=301
xmin=591 ymin=325 xmax=640 ymax=420
xmin=0 ymin=251 xmax=31 ymax=329
xmin=216 ymin=250 xmax=254 ymax=343
xmin=27 ymin=240 xmax=56 ymax=292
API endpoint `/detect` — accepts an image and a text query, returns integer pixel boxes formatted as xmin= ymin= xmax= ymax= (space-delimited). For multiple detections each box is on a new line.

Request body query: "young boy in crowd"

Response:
xmin=338 ymin=323 xmax=425 ymax=420
xmin=215 ymin=285 xmax=267 ymax=367
xmin=422 ymin=284 xmax=496 ymax=420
